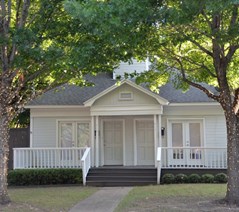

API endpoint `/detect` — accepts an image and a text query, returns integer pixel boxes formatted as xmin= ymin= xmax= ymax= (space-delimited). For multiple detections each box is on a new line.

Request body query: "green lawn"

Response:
xmin=115 ymin=184 xmax=227 ymax=212
xmin=4 ymin=186 xmax=97 ymax=212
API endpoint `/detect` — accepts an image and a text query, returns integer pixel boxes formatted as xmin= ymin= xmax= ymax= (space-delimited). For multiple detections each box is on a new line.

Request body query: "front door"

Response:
xmin=103 ymin=120 xmax=123 ymax=165
xmin=169 ymin=120 xmax=203 ymax=167
xmin=136 ymin=120 xmax=154 ymax=165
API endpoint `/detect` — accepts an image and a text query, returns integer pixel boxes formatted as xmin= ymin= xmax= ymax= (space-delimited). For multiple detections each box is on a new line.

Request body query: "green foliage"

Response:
xmin=161 ymin=173 xmax=175 ymax=184
xmin=175 ymin=173 xmax=188 ymax=184
xmin=10 ymin=109 xmax=30 ymax=128
xmin=8 ymin=169 xmax=82 ymax=186
xmin=188 ymin=174 xmax=201 ymax=183
xmin=214 ymin=173 xmax=227 ymax=183
xmin=201 ymin=174 xmax=215 ymax=183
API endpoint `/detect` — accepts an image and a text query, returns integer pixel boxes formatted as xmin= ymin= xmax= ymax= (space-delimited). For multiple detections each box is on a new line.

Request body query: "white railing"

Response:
xmin=81 ymin=147 xmax=91 ymax=186
xmin=161 ymin=147 xmax=227 ymax=169
xmin=13 ymin=147 xmax=87 ymax=169
xmin=156 ymin=147 xmax=162 ymax=184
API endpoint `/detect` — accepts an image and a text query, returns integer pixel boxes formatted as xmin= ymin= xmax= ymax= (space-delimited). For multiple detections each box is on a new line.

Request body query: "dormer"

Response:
xmin=113 ymin=58 xmax=150 ymax=79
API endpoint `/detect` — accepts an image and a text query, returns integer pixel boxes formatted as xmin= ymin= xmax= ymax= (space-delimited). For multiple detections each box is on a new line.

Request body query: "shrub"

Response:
xmin=8 ymin=169 xmax=82 ymax=186
xmin=175 ymin=173 xmax=188 ymax=184
xmin=162 ymin=173 xmax=175 ymax=184
xmin=214 ymin=173 xmax=227 ymax=183
xmin=188 ymin=174 xmax=201 ymax=183
xmin=201 ymin=174 xmax=214 ymax=183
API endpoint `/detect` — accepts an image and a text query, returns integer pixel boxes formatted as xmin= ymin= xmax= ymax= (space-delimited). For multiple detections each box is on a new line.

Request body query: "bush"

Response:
xmin=201 ymin=174 xmax=214 ymax=183
xmin=214 ymin=173 xmax=227 ymax=183
xmin=188 ymin=174 xmax=201 ymax=183
xmin=175 ymin=173 xmax=188 ymax=184
xmin=162 ymin=173 xmax=175 ymax=184
xmin=8 ymin=169 xmax=82 ymax=186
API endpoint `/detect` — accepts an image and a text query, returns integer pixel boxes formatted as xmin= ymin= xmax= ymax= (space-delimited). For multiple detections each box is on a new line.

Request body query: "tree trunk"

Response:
xmin=0 ymin=112 xmax=11 ymax=204
xmin=224 ymin=109 xmax=239 ymax=206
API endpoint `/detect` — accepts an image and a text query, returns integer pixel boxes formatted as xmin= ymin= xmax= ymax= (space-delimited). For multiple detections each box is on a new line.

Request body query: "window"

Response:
xmin=119 ymin=92 xmax=133 ymax=100
xmin=58 ymin=121 xmax=90 ymax=147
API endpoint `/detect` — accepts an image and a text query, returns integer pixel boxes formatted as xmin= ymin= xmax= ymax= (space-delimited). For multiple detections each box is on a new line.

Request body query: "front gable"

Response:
xmin=85 ymin=80 xmax=169 ymax=116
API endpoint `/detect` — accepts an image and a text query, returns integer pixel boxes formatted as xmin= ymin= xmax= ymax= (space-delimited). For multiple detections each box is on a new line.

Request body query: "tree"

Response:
xmin=65 ymin=0 xmax=239 ymax=206
xmin=0 ymin=0 xmax=118 ymax=204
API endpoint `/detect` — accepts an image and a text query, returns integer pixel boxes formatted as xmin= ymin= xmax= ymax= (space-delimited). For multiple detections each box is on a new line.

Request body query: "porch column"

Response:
xmin=158 ymin=115 xmax=162 ymax=147
xmin=95 ymin=116 xmax=99 ymax=167
xmin=91 ymin=116 xmax=95 ymax=167
xmin=154 ymin=114 xmax=159 ymax=167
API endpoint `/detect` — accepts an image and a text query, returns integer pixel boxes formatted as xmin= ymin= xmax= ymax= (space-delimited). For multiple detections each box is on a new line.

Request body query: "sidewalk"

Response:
xmin=69 ymin=187 xmax=132 ymax=212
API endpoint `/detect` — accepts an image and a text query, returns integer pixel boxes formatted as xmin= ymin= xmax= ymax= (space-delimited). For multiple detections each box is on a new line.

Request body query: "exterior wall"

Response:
xmin=30 ymin=108 xmax=91 ymax=148
xmin=161 ymin=104 xmax=227 ymax=148
xmin=30 ymin=101 xmax=227 ymax=167
xmin=113 ymin=59 xmax=149 ymax=79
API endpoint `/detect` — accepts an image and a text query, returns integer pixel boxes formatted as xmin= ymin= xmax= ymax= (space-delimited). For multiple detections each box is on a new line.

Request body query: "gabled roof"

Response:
xmin=27 ymin=72 xmax=216 ymax=107
xmin=84 ymin=79 xmax=169 ymax=106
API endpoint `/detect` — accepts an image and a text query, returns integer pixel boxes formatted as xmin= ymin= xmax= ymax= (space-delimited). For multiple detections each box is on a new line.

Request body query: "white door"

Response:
xmin=169 ymin=120 xmax=203 ymax=167
xmin=59 ymin=122 xmax=90 ymax=147
xmin=103 ymin=120 xmax=123 ymax=165
xmin=136 ymin=120 xmax=154 ymax=165
xmin=59 ymin=121 xmax=90 ymax=164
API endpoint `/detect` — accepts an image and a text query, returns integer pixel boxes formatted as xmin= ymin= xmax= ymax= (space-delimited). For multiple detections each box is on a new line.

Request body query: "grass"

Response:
xmin=115 ymin=184 xmax=227 ymax=212
xmin=2 ymin=186 xmax=97 ymax=212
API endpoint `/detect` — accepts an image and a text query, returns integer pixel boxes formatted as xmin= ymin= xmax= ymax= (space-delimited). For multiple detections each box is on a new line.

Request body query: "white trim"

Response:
xmin=25 ymin=105 xmax=86 ymax=109
xmin=158 ymin=115 xmax=162 ymax=147
xmin=133 ymin=120 xmax=137 ymax=166
xmin=95 ymin=116 xmax=99 ymax=167
xmin=56 ymin=119 xmax=91 ymax=148
xmin=90 ymin=105 xmax=163 ymax=116
xmin=101 ymin=119 xmax=125 ymax=166
xmin=169 ymin=102 xmax=220 ymax=106
xmin=154 ymin=115 xmax=158 ymax=167
xmin=30 ymin=116 xmax=33 ymax=147
xmin=167 ymin=118 xmax=205 ymax=148
xmin=84 ymin=80 xmax=169 ymax=106
xmin=91 ymin=116 xmax=95 ymax=167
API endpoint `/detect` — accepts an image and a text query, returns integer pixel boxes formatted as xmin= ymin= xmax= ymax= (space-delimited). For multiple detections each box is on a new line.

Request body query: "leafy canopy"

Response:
xmin=64 ymin=0 xmax=239 ymax=95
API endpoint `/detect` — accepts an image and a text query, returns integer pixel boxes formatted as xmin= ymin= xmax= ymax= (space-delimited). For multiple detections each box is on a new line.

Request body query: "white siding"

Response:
xmin=31 ymin=107 xmax=91 ymax=117
xmin=204 ymin=116 xmax=227 ymax=147
xmin=113 ymin=59 xmax=149 ymax=79
xmin=32 ymin=117 xmax=56 ymax=147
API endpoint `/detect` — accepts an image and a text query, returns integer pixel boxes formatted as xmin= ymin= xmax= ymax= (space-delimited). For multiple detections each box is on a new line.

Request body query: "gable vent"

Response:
xmin=119 ymin=92 xmax=133 ymax=100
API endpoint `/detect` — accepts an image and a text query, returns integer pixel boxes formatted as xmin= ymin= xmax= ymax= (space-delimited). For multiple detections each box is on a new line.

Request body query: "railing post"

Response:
xmin=157 ymin=147 xmax=162 ymax=184
xmin=81 ymin=147 xmax=91 ymax=186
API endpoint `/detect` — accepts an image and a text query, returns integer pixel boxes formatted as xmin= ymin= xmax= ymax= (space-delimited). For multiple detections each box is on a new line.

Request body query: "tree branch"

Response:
xmin=176 ymin=57 xmax=220 ymax=102
xmin=186 ymin=37 xmax=214 ymax=58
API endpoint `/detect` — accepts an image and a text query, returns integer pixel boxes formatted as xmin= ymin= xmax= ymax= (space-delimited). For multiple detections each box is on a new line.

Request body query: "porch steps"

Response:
xmin=86 ymin=167 xmax=157 ymax=186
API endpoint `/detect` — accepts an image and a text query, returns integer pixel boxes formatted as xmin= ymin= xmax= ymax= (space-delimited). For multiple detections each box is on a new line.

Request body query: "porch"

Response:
xmin=13 ymin=147 xmax=227 ymax=185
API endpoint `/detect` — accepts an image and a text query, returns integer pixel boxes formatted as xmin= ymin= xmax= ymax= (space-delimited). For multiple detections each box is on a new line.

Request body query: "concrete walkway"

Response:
xmin=69 ymin=187 xmax=132 ymax=212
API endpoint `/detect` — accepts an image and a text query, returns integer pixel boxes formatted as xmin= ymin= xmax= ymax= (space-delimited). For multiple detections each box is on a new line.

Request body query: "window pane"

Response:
xmin=172 ymin=123 xmax=183 ymax=147
xmin=189 ymin=123 xmax=201 ymax=147
xmin=77 ymin=123 xmax=90 ymax=147
xmin=60 ymin=123 xmax=73 ymax=147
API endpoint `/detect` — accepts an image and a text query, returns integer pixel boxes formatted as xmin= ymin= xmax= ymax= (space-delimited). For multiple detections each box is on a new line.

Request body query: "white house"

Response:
xmin=14 ymin=60 xmax=227 ymax=185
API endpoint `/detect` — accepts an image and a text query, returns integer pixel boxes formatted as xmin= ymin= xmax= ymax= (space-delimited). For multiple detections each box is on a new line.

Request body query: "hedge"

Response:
xmin=8 ymin=169 xmax=82 ymax=186
xmin=161 ymin=172 xmax=227 ymax=184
